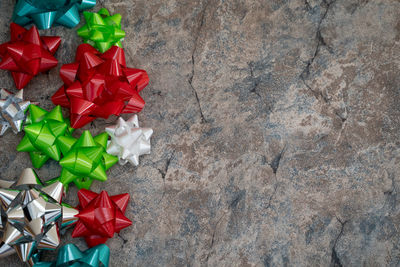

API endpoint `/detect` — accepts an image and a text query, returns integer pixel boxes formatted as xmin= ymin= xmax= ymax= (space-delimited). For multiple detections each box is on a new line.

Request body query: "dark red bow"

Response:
xmin=0 ymin=23 xmax=61 ymax=89
xmin=72 ymin=189 xmax=132 ymax=247
xmin=52 ymin=43 xmax=149 ymax=128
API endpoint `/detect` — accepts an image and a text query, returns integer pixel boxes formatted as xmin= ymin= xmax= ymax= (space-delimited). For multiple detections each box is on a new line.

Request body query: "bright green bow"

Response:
xmin=17 ymin=105 xmax=74 ymax=169
xmin=34 ymin=243 xmax=109 ymax=267
xmin=77 ymin=8 xmax=125 ymax=53
xmin=52 ymin=130 xmax=118 ymax=190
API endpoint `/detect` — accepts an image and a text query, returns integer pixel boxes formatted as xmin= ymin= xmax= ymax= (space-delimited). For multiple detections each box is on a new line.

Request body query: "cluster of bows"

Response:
xmin=52 ymin=43 xmax=149 ymax=128
xmin=0 ymin=2 xmax=156 ymax=266
xmin=13 ymin=0 xmax=96 ymax=30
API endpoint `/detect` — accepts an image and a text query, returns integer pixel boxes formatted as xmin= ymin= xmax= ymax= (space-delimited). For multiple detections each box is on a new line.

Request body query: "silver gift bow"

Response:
xmin=106 ymin=115 xmax=153 ymax=166
xmin=0 ymin=168 xmax=78 ymax=266
xmin=0 ymin=89 xmax=30 ymax=136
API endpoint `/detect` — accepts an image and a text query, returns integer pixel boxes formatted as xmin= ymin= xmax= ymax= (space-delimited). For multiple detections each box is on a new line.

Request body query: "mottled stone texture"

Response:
xmin=0 ymin=0 xmax=399 ymax=266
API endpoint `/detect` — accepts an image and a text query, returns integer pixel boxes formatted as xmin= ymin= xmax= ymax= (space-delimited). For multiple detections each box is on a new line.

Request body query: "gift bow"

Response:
xmin=78 ymin=8 xmax=125 ymax=53
xmin=17 ymin=104 xmax=74 ymax=169
xmin=72 ymin=189 xmax=132 ymax=247
xmin=106 ymin=115 xmax=153 ymax=166
xmin=0 ymin=23 xmax=61 ymax=89
xmin=0 ymin=168 xmax=78 ymax=266
xmin=52 ymin=43 xmax=149 ymax=129
xmin=50 ymin=130 xmax=118 ymax=190
xmin=13 ymin=0 xmax=96 ymax=30
xmin=34 ymin=243 xmax=109 ymax=267
xmin=0 ymin=89 xmax=31 ymax=136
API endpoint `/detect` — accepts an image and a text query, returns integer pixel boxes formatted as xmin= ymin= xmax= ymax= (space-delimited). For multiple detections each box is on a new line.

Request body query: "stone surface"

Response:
xmin=0 ymin=0 xmax=399 ymax=266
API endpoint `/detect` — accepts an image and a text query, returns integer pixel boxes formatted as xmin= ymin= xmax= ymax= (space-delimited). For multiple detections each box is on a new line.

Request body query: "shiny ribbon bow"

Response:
xmin=13 ymin=0 xmax=96 ymax=30
xmin=52 ymin=43 xmax=149 ymax=129
xmin=50 ymin=130 xmax=118 ymax=190
xmin=106 ymin=115 xmax=153 ymax=166
xmin=17 ymin=104 xmax=74 ymax=169
xmin=0 ymin=89 xmax=31 ymax=136
xmin=78 ymin=8 xmax=125 ymax=53
xmin=34 ymin=243 xmax=109 ymax=267
xmin=0 ymin=168 xmax=78 ymax=266
xmin=72 ymin=189 xmax=132 ymax=247
xmin=0 ymin=23 xmax=61 ymax=89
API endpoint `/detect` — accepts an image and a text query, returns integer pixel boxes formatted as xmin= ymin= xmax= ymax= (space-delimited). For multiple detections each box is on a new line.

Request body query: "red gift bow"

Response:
xmin=72 ymin=189 xmax=132 ymax=247
xmin=52 ymin=43 xmax=149 ymax=129
xmin=0 ymin=23 xmax=61 ymax=89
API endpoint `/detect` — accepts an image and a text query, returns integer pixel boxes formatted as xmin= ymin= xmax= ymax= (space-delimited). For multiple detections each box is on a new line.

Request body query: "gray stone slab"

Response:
xmin=0 ymin=0 xmax=399 ymax=266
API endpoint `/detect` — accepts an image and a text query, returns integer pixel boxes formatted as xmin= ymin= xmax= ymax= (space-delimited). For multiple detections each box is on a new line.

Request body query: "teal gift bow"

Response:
xmin=34 ymin=244 xmax=109 ymax=267
xmin=13 ymin=0 xmax=96 ymax=30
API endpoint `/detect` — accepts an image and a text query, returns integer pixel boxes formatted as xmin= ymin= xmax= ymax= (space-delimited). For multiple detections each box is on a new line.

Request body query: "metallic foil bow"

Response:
xmin=34 ymin=243 xmax=109 ymax=267
xmin=13 ymin=0 xmax=96 ymax=30
xmin=72 ymin=189 xmax=131 ymax=247
xmin=0 ymin=23 xmax=61 ymax=89
xmin=106 ymin=115 xmax=153 ymax=166
xmin=17 ymin=104 xmax=74 ymax=169
xmin=0 ymin=168 xmax=78 ymax=266
xmin=0 ymin=89 xmax=31 ymax=136
xmin=78 ymin=8 xmax=125 ymax=53
xmin=52 ymin=43 xmax=149 ymax=129
xmin=51 ymin=130 xmax=118 ymax=190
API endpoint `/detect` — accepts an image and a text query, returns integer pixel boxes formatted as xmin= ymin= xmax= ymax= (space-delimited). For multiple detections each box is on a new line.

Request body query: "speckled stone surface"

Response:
xmin=0 ymin=0 xmax=400 ymax=266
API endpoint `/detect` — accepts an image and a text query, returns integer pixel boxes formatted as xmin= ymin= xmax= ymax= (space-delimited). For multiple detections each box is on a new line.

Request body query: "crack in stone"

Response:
xmin=158 ymin=155 xmax=173 ymax=180
xmin=157 ymin=154 xmax=174 ymax=204
xmin=118 ymin=233 xmax=128 ymax=249
xmin=229 ymin=191 xmax=245 ymax=209
xmin=188 ymin=0 xmax=210 ymax=124
xmin=384 ymin=173 xmax=396 ymax=196
xmin=330 ymin=217 xmax=347 ymax=267
xmin=205 ymin=212 xmax=226 ymax=264
xmin=300 ymin=0 xmax=336 ymax=101
xmin=206 ymin=183 xmax=276 ymax=265
xmin=268 ymin=145 xmax=286 ymax=175
xmin=265 ymin=184 xmax=278 ymax=210
xmin=304 ymin=0 xmax=312 ymax=11
xmin=248 ymin=62 xmax=262 ymax=98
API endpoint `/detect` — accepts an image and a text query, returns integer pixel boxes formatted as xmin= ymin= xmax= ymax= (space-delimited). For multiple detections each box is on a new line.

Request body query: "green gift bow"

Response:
xmin=17 ymin=105 xmax=74 ymax=169
xmin=77 ymin=8 xmax=125 ymax=53
xmin=50 ymin=130 xmax=118 ymax=190
xmin=34 ymin=243 xmax=109 ymax=267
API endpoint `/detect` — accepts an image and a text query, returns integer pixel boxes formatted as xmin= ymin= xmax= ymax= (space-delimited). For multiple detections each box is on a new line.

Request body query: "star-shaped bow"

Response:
xmin=106 ymin=115 xmax=153 ymax=166
xmin=0 ymin=89 xmax=31 ymax=136
xmin=52 ymin=43 xmax=149 ymax=129
xmin=0 ymin=168 xmax=78 ymax=266
xmin=53 ymin=130 xmax=118 ymax=190
xmin=17 ymin=105 xmax=74 ymax=169
xmin=33 ymin=243 xmax=109 ymax=267
xmin=13 ymin=0 xmax=96 ymax=30
xmin=0 ymin=23 xmax=61 ymax=89
xmin=78 ymin=8 xmax=125 ymax=53
xmin=72 ymin=189 xmax=131 ymax=247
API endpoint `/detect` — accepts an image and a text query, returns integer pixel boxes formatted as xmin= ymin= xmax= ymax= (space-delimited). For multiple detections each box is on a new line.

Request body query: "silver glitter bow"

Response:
xmin=0 ymin=168 xmax=78 ymax=266
xmin=0 ymin=89 xmax=30 ymax=136
xmin=106 ymin=115 xmax=153 ymax=166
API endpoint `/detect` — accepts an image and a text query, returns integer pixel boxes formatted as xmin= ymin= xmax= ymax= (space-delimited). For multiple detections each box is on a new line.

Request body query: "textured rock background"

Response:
xmin=0 ymin=0 xmax=399 ymax=266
